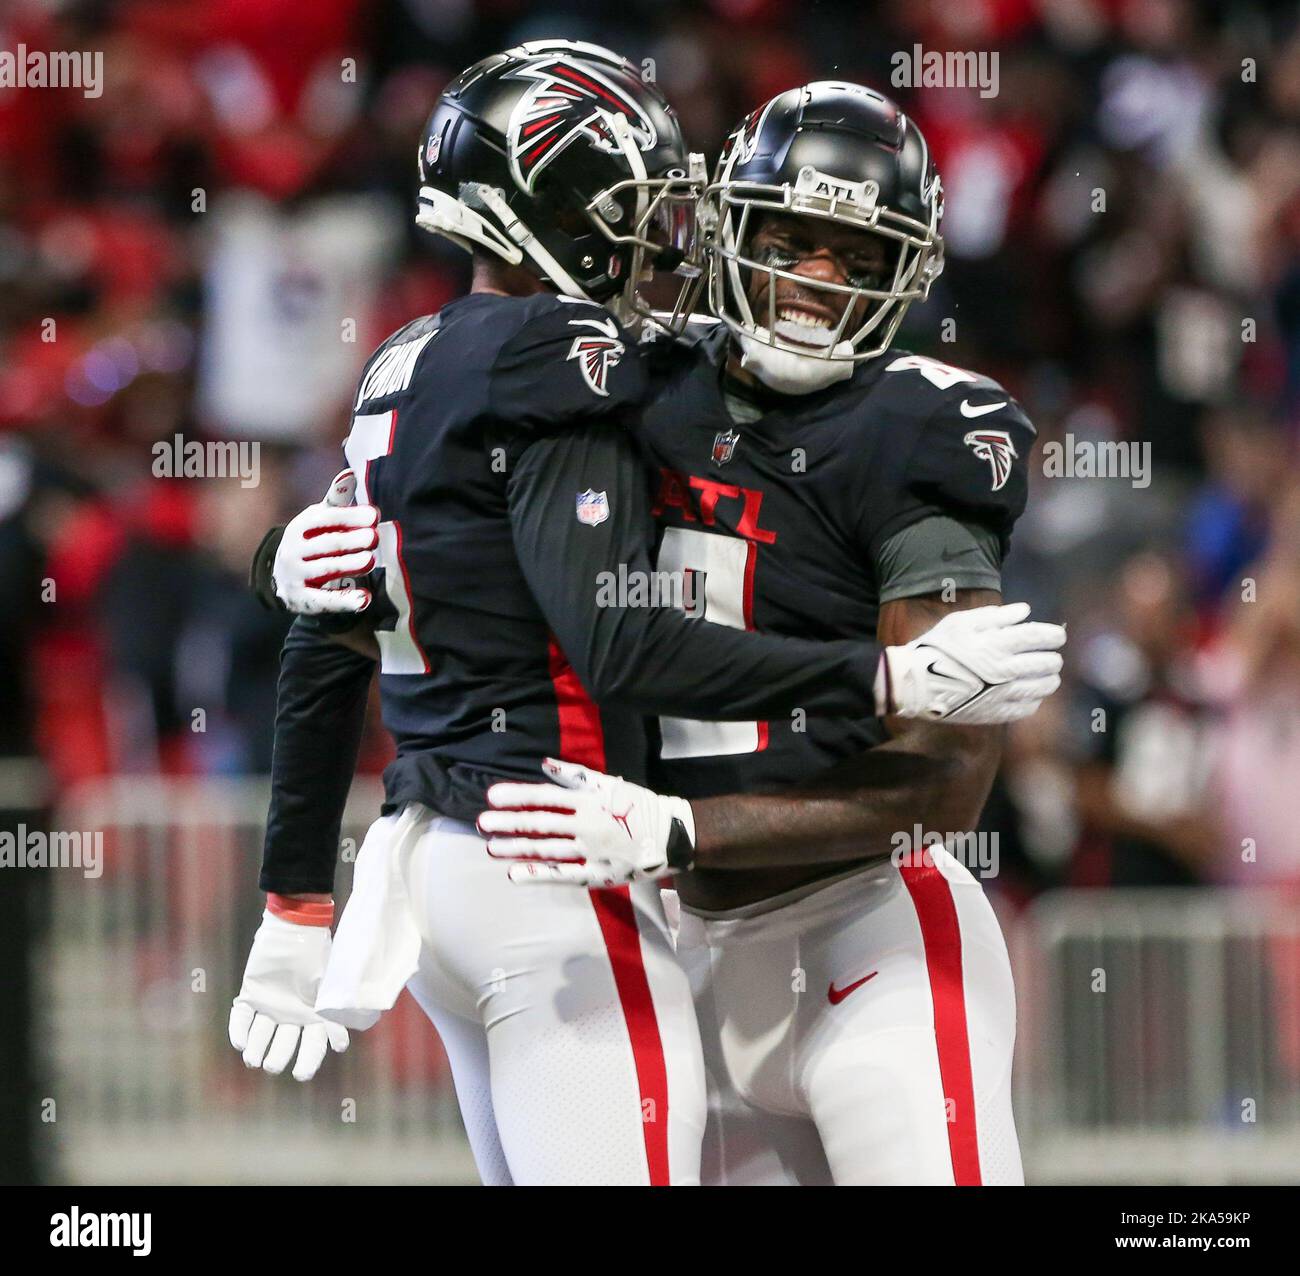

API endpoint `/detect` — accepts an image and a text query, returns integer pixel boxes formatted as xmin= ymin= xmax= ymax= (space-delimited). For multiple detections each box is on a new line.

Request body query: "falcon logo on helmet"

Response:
xmin=963 ymin=429 xmax=1018 ymax=492
xmin=567 ymin=315 xmax=624 ymax=396
xmin=729 ymin=103 xmax=768 ymax=168
xmin=507 ymin=56 xmax=657 ymax=193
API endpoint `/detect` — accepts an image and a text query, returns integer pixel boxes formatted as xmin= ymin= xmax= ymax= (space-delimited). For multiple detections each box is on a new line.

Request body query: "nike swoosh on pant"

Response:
xmin=827 ymin=970 xmax=878 ymax=1005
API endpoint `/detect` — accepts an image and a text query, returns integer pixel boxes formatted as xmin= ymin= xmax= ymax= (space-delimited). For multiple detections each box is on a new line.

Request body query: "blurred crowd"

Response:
xmin=1 ymin=0 xmax=1298 ymax=898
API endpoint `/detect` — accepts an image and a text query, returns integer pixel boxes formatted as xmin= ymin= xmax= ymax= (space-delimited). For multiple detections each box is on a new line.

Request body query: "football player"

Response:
xmin=243 ymin=58 xmax=1064 ymax=1186
xmin=480 ymin=82 xmax=1045 ymax=1185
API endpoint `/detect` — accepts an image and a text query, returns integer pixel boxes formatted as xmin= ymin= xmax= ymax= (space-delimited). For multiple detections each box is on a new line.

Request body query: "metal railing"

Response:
xmin=40 ymin=777 xmax=1300 ymax=1184
xmin=1014 ymin=888 xmax=1300 ymax=1184
xmin=42 ymin=777 xmax=473 ymax=1185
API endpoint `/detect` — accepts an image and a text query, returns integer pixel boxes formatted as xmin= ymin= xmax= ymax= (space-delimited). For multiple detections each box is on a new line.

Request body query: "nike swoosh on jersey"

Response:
xmin=827 ymin=970 xmax=879 ymax=1005
xmin=959 ymin=399 xmax=1007 ymax=418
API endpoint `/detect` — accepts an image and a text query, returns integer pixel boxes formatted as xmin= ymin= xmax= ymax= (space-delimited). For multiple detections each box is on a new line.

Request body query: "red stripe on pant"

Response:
xmin=900 ymin=849 xmax=982 ymax=1185
xmin=546 ymin=638 xmax=671 ymax=1185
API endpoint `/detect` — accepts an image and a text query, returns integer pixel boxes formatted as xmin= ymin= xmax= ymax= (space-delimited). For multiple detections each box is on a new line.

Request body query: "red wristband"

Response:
xmin=267 ymin=893 xmax=335 ymax=927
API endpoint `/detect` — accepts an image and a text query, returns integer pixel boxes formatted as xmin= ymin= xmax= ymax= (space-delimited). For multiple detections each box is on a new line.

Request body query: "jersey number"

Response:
xmin=884 ymin=354 xmax=978 ymax=390
xmin=344 ymin=410 xmax=429 ymax=675
xmin=657 ymin=526 xmax=768 ymax=759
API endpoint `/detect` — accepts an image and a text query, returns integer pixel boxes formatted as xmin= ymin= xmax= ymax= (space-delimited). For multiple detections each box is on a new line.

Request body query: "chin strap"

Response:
xmin=416 ymin=185 xmax=523 ymax=263
xmin=471 ymin=183 xmax=593 ymax=301
xmin=736 ymin=327 xmax=856 ymax=395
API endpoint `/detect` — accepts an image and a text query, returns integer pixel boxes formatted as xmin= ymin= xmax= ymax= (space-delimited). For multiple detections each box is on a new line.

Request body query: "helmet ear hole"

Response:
xmin=549 ymin=202 xmax=592 ymax=237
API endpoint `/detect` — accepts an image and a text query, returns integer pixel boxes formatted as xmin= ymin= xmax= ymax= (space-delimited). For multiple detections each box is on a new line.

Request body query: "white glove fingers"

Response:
xmin=507 ymin=860 xmax=594 ymax=885
xmin=228 ymin=1002 xmax=254 ymax=1051
xmin=324 ymin=470 xmax=358 ymax=506
xmin=988 ymin=696 xmax=1051 ymax=723
xmin=304 ymin=552 xmax=377 ymax=586
xmin=1003 ymin=650 xmax=1064 ymax=680
xmin=998 ymin=621 xmax=1067 ymax=653
xmin=540 ymin=757 xmax=602 ymax=790
xmin=969 ymin=677 xmax=1060 ymax=719
xmin=478 ymin=809 xmax=579 ymax=837
xmin=262 ymin=1022 xmax=301 ymax=1076
xmin=485 ymin=836 xmax=583 ymax=860
xmin=484 ymin=780 xmax=577 ymax=809
xmin=483 ymin=782 xmax=577 ymax=813
xmin=305 ymin=503 xmax=378 ymax=532
xmin=241 ymin=1013 xmax=276 ymax=1069
xmin=231 ymin=909 xmax=342 ymax=1079
xmin=302 ymin=530 xmax=378 ymax=560
xmin=326 ymin=1023 xmax=350 ymax=1054
xmin=1006 ymin=673 xmax=1061 ymax=702
xmin=292 ymin=1024 xmax=328 ymax=1082
xmin=964 ymin=601 xmax=1031 ymax=630
xmin=302 ymin=586 xmax=371 ymax=614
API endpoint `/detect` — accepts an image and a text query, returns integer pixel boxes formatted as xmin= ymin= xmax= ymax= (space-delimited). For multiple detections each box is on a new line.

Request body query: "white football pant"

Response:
xmin=400 ymin=812 xmax=706 ymax=1185
xmin=674 ymin=846 xmax=1024 ymax=1185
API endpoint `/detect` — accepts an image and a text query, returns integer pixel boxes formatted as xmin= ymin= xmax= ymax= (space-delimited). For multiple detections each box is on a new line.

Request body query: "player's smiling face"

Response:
xmin=746 ymin=212 xmax=894 ymax=348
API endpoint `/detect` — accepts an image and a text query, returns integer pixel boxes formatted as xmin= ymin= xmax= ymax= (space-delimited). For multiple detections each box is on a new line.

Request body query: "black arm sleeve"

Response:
xmin=259 ymin=618 xmax=375 ymax=894
xmin=507 ymin=424 xmax=883 ymax=720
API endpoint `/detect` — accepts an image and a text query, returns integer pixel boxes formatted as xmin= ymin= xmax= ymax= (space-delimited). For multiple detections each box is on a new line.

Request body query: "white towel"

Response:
xmin=315 ymin=803 xmax=428 ymax=1030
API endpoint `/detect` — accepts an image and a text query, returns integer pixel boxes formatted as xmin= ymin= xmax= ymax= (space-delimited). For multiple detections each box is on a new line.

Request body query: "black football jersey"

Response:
xmin=343 ymin=291 xmax=651 ymax=819
xmin=323 ymin=293 xmax=885 ymax=829
xmin=633 ymin=320 xmax=1035 ymax=801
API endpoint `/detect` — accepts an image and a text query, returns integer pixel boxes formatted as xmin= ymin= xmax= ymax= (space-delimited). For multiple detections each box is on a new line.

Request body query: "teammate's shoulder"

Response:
xmin=502 ymin=291 xmax=624 ymax=338
xmin=365 ymin=312 xmax=441 ymax=361
xmin=636 ymin=312 xmax=724 ymax=379
xmin=354 ymin=313 xmax=442 ymax=408
xmin=487 ymin=294 xmax=647 ymax=424
xmin=661 ymin=312 xmax=724 ymax=351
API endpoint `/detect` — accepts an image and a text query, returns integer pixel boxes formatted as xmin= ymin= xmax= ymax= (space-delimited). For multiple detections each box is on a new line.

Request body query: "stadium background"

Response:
xmin=1 ymin=0 xmax=1298 ymax=1185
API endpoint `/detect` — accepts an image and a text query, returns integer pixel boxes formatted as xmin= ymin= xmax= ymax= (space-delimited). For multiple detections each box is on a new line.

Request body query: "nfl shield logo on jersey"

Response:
xmin=575 ymin=489 xmax=610 ymax=526
xmin=712 ymin=429 xmax=740 ymax=466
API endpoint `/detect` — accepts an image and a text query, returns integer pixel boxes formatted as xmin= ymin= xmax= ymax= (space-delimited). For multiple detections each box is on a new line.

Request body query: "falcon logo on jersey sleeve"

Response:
xmin=567 ymin=315 xmax=624 ymax=396
xmin=576 ymin=489 xmax=610 ymax=526
xmin=507 ymin=56 xmax=657 ymax=193
xmin=963 ymin=429 xmax=1018 ymax=492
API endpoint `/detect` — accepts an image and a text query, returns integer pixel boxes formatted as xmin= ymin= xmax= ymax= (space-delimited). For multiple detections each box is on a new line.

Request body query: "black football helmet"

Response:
xmin=415 ymin=39 xmax=704 ymax=328
xmin=705 ymin=81 xmax=944 ymax=380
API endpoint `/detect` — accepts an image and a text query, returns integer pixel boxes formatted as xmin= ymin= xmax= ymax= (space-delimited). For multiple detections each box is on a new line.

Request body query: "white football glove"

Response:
xmin=880 ymin=601 xmax=1064 ymax=725
xmin=273 ymin=469 xmax=379 ymax=615
xmin=478 ymin=757 xmax=696 ymax=888
xmin=228 ymin=908 xmax=349 ymax=1081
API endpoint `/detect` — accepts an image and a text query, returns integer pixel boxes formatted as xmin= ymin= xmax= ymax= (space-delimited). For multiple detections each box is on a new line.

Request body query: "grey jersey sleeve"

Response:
xmin=875 ymin=514 xmax=1002 ymax=604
